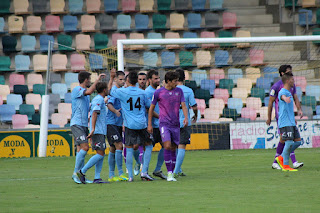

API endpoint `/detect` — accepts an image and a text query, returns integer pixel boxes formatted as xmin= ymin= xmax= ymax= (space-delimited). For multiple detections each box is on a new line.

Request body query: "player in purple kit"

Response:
xmin=266 ymin=65 xmax=304 ymax=170
xmin=148 ymin=71 xmax=189 ymax=181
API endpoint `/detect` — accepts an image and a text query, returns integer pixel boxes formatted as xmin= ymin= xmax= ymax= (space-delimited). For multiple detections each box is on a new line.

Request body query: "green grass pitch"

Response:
xmin=1 ymin=148 xmax=320 ymax=212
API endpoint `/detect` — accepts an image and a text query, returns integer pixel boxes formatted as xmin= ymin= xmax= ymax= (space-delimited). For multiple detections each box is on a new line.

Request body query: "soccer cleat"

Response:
xmin=293 ymin=162 xmax=304 ymax=169
xmin=167 ymin=173 xmax=177 ymax=182
xmin=93 ymin=178 xmax=109 ymax=184
xmin=108 ymin=176 xmax=120 ymax=182
xmin=76 ymin=170 xmax=86 ymax=184
xmin=275 ymin=156 xmax=284 ymax=169
xmin=119 ymin=174 xmax=129 ymax=181
xmin=134 ymin=163 xmax=141 ymax=176
xmin=128 ymin=177 xmax=134 ymax=182
xmin=178 ymin=172 xmax=186 ymax=176
xmin=141 ymin=173 xmax=155 ymax=181
xmin=282 ymin=165 xmax=298 ymax=172
xmin=85 ymin=179 xmax=93 ymax=184
xmin=272 ymin=163 xmax=282 ymax=170
xmin=72 ymin=174 xmax=81 ymax=184
xmin=153 ymin=170 xmax=167 ymax=180
xmin=173 ymin=173 xmax=179 ymax=178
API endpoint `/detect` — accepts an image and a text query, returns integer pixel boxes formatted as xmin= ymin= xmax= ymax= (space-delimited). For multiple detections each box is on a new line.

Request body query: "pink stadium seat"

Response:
xmin=129 ymin=33 xmax=144 ymax=50
xmin=9 ymin=73 xmax=25 ymax=92
xmin=209 ymin=69 xmax=225 ymax=85
xmin=249 ymin=49 xmax=265 ymax=66
xmin=0 ymin=96 xmax=3 ymax=105
xmin=51 ymin=113 xmax=68 ymax=127
xmin=257 ymin=106 xmax=275 ymax=120
xmin=200 ymin=31 xmax=218 ymax=48
xmin=195 ymin=98 xmax=206 ymax=116
xmin=26 ymin=94 xmax=42 ymax=111
xmin=204 ymin=108 xmax=220 ymax=121
xmin=58 ymin=103 xmax=72 ymax=119
xmin=81 ymin=15 xmax=97 ymax=32
xmin=86 ymin=0 xmax=102 ymax=13
xmin=302 ymin=0 xmax=316 ymax=7
xmin=27 ymin=16 xmax=43 ymax=33
xmin=112 ymin=33 xmax=127 ymax=47
xmin=185 ymin=71 xmax=190 ymax=80
xmin=27 ymin=73 xmax=43 ymax=91
xmin=165 ymin=32 xmax=180 ymax=49
xmin=209 ymin=98 xmax=225 ymax=114
xmin=293 ymin=76 xmax=307 ymax=92
xmin=75 ymin=34 xmax=91 ymax=50
xmin=45 ymin=15 xmax=61 ymax=33
xmin=241 ymin=107 xmax=257 ymax=121
xmin=52 ymin=54 xmax=68 ymax=71
xmin=213 ymin=88 xmax=229 ymax=104
xmin=295 ymin=116 xmax=308 ymax=120
xmin=70 ymin=54 xmax=86 ymax=72
xmin=122 ymin=0 xmax=137 ymax=13
xmin=222 ymin=12 xmax=239 ymax=29
xmin=12 ymin=114 xmax=29 ymax=129
xmin=246 ymin=97 xmax=262 ymax=110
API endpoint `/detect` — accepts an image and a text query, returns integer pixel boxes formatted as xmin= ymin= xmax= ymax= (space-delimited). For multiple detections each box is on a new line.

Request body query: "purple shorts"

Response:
xmin=159 ymin=125 xmax=180 ymax=146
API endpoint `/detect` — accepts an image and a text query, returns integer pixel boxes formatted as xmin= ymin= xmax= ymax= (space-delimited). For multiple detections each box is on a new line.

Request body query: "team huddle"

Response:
xmin=71 ymin=69 xmax=197 ymax=183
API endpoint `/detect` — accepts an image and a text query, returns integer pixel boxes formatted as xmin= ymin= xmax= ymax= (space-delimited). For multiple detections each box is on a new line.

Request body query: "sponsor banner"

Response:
xmin=230 ymin=120 xmax=320 ymax=150
xmin=0 ymin=132 xmax=34 ymax=158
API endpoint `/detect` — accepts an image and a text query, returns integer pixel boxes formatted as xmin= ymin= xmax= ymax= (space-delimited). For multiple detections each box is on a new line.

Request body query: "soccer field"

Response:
xmin=1 ymin=148 xmax=319 ymax=213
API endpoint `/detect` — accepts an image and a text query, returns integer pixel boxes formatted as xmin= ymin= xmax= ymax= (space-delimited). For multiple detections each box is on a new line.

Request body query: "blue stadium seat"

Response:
xmin=161 ymin=51 xmax=176 ymax=68
xmin=39 ymin=35 xmax=54 ymax=52
xmin=231 ymin=49 xmax=248 ymax=65
xmin=192 ymin=0 xmax=207 ymax=11
xmin=6 ymin=94 xmax=23 ymax=110
xmin=104 ymin=0 xmax=121 ymax=13
xmin=215 ymin=50 xmax=229 ymax=67
xmin=183 ymin=32 xmax=198 ymax=49
xmin=31 ymin=0 xmax=48 ymax=14
xmin=299 ymin=9 xmax=313 ymax=27
xmin=0 ymin=17 xmax=6 ymax=34
xmin=52 ymin=83 xmax=68 ymax=99
xmin=296 ymin=86 xmax=302 ymax=101
xmin=192 ymin=69 xmax=207 ymax=87
xmin=65 ymin=73 xmax=78 ymax=89
xmin=48 ymin=124 xmax=61 ymax=129
xmin=143 ymin=52 xmax=158 ymax=68
xmin=306 ymin=85 xmax=320 ymax=101
xmin=147 ymin=32 xmax=163 ymax=49
xmin=227 ymin=98 xmax=243 ymax=114
xmin=0 ymin=104 xmax=16 ymax=122
xmin=89 ymin=53 xmax=104 ymax=70
xmin=69 ymin=0 xmax=84 ymax=14
xmin=228 ymin=68 xmax=243 ymax=84
xmin=21 ymin=35 xmax=36 ymax=52
xmin=313 ymin=115 xmax=320 ymax=119
xmin=64 ymin=93 xmax=72 ymax=103
xmin=15 ymin=55 xmax=32 ymax=72
xmin=302 ymin=105 xmax=313 ymax=119
xmin=187 ymin=13 xmax=202 ymax=30
xmin=209 ymin=0 xmax=225 ymax=11
xmin=135 ymin=14 xmax=150 ymax=31
xmin=200 ymin=79 xmax=215 ymax=95
xmin=263 ymin=66 xmax=278 ymax=79
xmin=256 ymin=77 xmax=273 ymax=93
xmin=117 ymin=14 xmax=131 ymax=32
xmin=316 ymin=105 xmax=320 ymax=115
xmin=63 ymin=15 xmax=80 ymax=33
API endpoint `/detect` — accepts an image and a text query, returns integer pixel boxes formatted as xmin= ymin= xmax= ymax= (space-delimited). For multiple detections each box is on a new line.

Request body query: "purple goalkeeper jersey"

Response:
xmin=152 ymin=87 xmax=185 ymax=128
xmin=269 ymin=80 xmax=296 ymax=121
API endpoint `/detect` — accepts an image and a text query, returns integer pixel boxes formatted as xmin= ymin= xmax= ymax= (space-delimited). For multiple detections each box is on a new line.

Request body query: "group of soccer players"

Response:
xmin=71 ymin=68 xmax=198 ymax=183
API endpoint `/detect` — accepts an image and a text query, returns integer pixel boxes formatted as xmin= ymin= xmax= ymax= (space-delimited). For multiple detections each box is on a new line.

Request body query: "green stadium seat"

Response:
xmin=185 ymin=80 xmax=197 ymax=91
xmin=58 ymin=34 xmax=73 ymax=51
xmin=158 ymin=0 xmax=171 ymax=11
xmin=312 ymin=28 xmax=320 ymax=45
xmin=33 ymin=84 xmax=46 ymax=96
xmin=153 ymin=14 xmax=167 ymax=31
xmin=179 ymin=51 xmax=194 ymax=68
xmin=31 ymin=113 xmax=40 ymax=125
xmin=222 ymin=108 xmax=239 ymax=121
xmin=285 ymin=0 xmax=298 ymax=8
xmin=219 ymin=79 xmax=234 ymax=94
xmin=0 ymin=0 xmax=11 ymax=14
xmin=0 ymin=75 xmax=5 ymax=85
xmin=0 ymin=56 xmax=11 ymax=72
xmin=250 ymin=87 xmax=265 ymax=103
xmin=94 ymin=33 xmax=109 ymax=50
xmin=14 ymin=85 xmax=29 ymax=100
xmin=218 ymin=30 xmax=234 ymax=48
xmin=195 ymin=88 xmax=211 ymax=105
xmin=301 ymin=96 xmax=317 ymax=111
xmin=19 ymin=104 xmax=35 ymax=120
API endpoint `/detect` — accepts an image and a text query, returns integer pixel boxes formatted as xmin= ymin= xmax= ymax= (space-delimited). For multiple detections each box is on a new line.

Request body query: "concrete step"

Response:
xmin=251 ymin=32 xmax=287 ymax=37
xmin=257 ymin=42 xmax=295 ymax=51
xmin=227 ymin=6 xmax=266 ymax=15
xmin=223 ymin=0 xmax=260 ymax=7
xmin=241 ymin=24 xmax=281 ymax=33
xmin=264 ymin=50 xmax=301 ymax=61
xmin=237 ymin=14 xmax=274 ymax=25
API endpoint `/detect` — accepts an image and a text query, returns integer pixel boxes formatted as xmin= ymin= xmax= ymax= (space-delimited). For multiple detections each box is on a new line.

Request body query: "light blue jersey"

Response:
xmin=111 ymin=86 xmax=150 ymax=130
xmin=145 ymin=85 xmax=159 ymax=128
xmin=106 ymin=86 xmax=123 ymax=127
xmin=278 ymin=88 xmax=296 ymax=128
xmin=90 ymin=94 xmax=107 ymax=135
xmin=177 ymin=85 xmax=197 ymax=128
xmin=70 ymin=86 xmax=90 ymax=127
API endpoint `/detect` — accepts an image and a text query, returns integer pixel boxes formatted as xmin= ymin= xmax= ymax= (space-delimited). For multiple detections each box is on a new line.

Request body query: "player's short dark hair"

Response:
xmin=78 ymin=71 xmax=91 ymax=84
xmin=146 ymin=69 xmax=159 ymax=80
xmin=281 ymin=72 xmax=293 ymax=84
xmin=279 ymin=65 xmax=292 ymax=76
xmin=175 ymin=68 xmax=185 ymax=82
xmin=128 ymin=71 xmax=138 ymax=85
xmin=138 ymin=72 xmax=146 ymax=76
xmin=116 ymin=71 xmax=125 ymax=77
xmin=96 ymin=82 xmax=107 ymax=93
xmin=165 ymin=71 xmax=179 ymax=83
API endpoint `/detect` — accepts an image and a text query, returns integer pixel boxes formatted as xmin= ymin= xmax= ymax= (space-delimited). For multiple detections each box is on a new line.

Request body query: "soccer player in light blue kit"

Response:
xmin=173 ymin=69 xmax=198 ymax=177
xmin=71 ymin=71 xmax=105 ymax=184
xmin=106 ymin=71 xmax=128 ymax=182
xmin=145 ymin=70 xmax=167 ymax=180
xmin=148 ymin=71 xmax=189 ymax=181
xmin=275 ymin=73 xmax=301 ymax=172
xmin=77 ymin=82 xmax=109 ymax=183
xmin=111 ymin=71 xmax=154 ymax=182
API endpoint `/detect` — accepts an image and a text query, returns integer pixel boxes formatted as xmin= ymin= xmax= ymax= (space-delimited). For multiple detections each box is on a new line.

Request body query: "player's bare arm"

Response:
xmin=181 ymin=102 xmax=188 ymax=127
xmin=148 ymin=104 xmax=156 ymax=133
xmin=85 ymin=73 xmax=106 ymax=95
xmin=293 ymin=94 xmax=303 ymax=118
xmin=107 ymin=103 xmax=121 ymax=117
xmin=266 ymin=96 xmax=276 ymax=126
xmin=87 ymin=111 xmax=97 ymax=138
